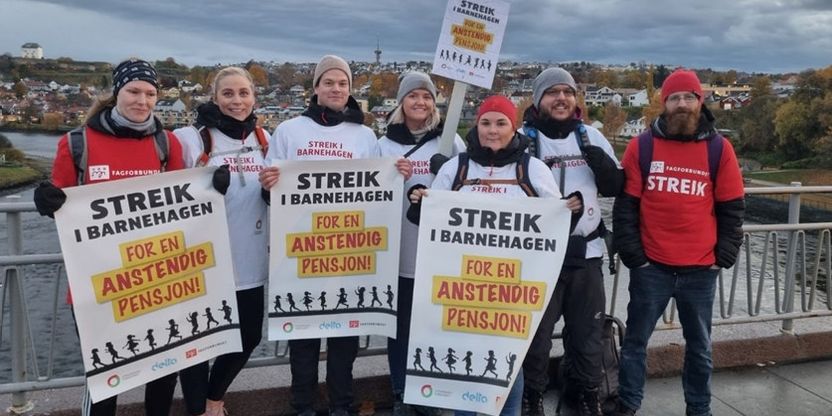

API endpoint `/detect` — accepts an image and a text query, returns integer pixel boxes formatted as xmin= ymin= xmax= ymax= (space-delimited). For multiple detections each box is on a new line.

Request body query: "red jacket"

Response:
xmin=51 ymin=126 xmax=184 ymax=303
xmin=52 ymin=127 xmax=184 ymax=188
xmin=619 ymin=135 xmax=744 ymax=267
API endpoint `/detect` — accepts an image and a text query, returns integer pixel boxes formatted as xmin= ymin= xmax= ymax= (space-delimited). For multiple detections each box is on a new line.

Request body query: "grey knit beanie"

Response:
xmin=532 ymin=67 xmax=577 ymax=108
xmin=313 ymin=55 xmax=352 ymax=88
xmin=396 ymin=72 xmax=437 ymax=103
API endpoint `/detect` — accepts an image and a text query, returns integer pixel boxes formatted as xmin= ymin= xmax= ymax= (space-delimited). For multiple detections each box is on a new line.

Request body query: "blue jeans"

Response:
xmin=618 ymin=264 xmax=718 ymax=416
xmin=454 ymin=369 xmax=524 ymax=416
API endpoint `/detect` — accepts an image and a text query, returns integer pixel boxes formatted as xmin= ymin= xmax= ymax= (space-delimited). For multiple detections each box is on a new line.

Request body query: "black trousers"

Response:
xmin=522 ymin=258 xmax=605 ymax=393
xmin=179 ymin=286 xmax=265 ymax=415
xmin=289 ymin=336 xmax=359 ymax=411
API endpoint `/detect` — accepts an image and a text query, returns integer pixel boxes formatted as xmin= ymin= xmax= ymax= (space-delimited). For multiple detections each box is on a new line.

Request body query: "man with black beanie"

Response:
xmin=519 ymin=67 xmax=624 ymax=416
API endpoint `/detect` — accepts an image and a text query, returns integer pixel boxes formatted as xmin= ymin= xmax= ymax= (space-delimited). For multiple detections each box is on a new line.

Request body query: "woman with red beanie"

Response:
xmin=406 ymin=95 xmax=579 ymax=415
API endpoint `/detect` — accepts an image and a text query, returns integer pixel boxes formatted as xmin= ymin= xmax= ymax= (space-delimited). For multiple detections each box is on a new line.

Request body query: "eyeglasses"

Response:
xmin=667 ymin=93 xmax=699 ymax=104
xmin=544 ymin=87 xmax=576 ymax=98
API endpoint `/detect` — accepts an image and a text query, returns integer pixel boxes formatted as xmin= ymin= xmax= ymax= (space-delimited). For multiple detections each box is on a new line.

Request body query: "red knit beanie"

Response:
xmin=477 ymin=95 xmax=517 ymax=129
xmin=661 ymin=69 xmax=703 ymax=103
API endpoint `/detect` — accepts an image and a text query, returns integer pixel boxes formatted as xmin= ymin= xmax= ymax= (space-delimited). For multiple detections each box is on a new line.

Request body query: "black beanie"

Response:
xmin=112 ymin=59 xmax=158 ymax=95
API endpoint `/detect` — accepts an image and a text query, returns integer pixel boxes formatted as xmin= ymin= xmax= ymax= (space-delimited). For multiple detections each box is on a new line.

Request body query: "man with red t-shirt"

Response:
xmin=611 ymin=69 xmax=745 ymax=416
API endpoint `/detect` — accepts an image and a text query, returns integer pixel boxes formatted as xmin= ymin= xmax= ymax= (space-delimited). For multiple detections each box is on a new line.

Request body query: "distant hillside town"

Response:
xmin=2 ymin=41 xmax=830 ymax=168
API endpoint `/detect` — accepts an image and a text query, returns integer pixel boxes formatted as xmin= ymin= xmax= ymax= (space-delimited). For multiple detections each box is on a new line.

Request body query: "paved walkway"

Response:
xmin=403 ymin=359 xmax=832 ymax=416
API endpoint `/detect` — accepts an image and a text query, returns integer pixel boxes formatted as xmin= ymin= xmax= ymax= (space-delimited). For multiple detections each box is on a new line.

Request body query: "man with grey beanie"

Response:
xmin=519 ymin=67 xmax=624 ymax=416
xmin=260 ymin=55 xmax=411 ymax=416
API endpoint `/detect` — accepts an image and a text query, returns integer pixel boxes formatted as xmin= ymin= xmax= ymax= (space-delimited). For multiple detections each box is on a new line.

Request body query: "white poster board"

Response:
xmin=55 ymin=168 xmax=241 ymax=403
xmin=404 ymin=190 xmax=570 ymax=415
xmin=268 ymin=158 xmax=403 ymax=340
xmin=431 ymin=0 xmax=511 ymax=89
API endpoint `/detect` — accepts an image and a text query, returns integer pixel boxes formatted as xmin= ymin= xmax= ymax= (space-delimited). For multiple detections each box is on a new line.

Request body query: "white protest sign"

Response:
xmin=55 ymin=168 xmax=241 ymax=403
xmin=431 ymin=0 xmax=510 ymax=89
xmin=268 ymin=158 xmax=403 ymax=340
xmin=404 ymin=190 xmax=570 ymax=415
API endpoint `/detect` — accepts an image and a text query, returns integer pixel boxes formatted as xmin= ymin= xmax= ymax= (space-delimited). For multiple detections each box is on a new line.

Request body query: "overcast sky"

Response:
xmin=1 ymin=0 xmax=830 ymax=73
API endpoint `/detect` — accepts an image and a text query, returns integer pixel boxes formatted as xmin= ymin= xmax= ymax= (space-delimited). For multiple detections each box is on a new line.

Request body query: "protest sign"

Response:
xmin=268 ymin=158 xmax=403 ymax=340
xmin=55 ymin=167 xmax=241 ymax=403
xmin=431 ymin=0 xmax=510 ymax=89
xmin=404 ymin=190 xmax=570 ymax=415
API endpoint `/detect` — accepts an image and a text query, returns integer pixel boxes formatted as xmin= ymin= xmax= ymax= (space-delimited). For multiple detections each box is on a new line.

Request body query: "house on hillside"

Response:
xmin=621 ymin=117 xmax=647 ymax=137
xmin=584 ymin=86 xmax=621 ymax=107
xmin=153 ymin=99 xmax=192 ymax=128
xmin=155 ymin=99 xmax=186 ymax=113
xmin=626 ymin=89 xmax=649 ymax=107
xmin=21 ymin=43 xmax=43 ymax=59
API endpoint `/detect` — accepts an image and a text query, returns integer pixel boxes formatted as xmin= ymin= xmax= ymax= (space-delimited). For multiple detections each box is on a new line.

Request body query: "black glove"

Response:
xmin=33 ymin=181 xmax=66 ymax=218
xmin=212 ymin=165 xmax=230 ymax=195
xmin=582 ymin=145 xmax=623 ymax=197
xmin=429 ymin=153 xmax=450 ymax=175
xmin=405 ymin=184 xmax=428 ymax=225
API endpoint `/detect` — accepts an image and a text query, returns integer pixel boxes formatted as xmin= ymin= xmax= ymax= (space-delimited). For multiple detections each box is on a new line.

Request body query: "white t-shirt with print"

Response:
xmin=378 ymin=134 xmax=466 ymax=278
xmin=175 ymin=126 xmax=269 ymax=290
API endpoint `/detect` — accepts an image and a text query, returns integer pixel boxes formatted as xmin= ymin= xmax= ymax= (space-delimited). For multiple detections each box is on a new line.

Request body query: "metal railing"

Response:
xmin=2 ymin=184 xmax=832 ymax=413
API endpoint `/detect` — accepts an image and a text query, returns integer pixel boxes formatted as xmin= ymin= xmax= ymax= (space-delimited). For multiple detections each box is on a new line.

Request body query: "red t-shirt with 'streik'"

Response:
xmin=621 ymin=135 xmax=744 ymax=267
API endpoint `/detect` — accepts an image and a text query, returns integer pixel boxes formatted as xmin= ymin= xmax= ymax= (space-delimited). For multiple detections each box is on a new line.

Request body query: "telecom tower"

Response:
xmin=374 ymin=38 xmax=382 ymax=67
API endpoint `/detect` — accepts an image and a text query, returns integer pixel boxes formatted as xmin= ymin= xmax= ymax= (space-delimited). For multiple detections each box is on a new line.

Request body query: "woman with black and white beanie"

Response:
xmin=377 ymin=71 xmax=466 ymax=416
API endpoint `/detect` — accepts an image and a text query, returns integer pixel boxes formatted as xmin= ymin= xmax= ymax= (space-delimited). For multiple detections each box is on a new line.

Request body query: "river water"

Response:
xmin=0 ymin=131 xmax=828 ymax=383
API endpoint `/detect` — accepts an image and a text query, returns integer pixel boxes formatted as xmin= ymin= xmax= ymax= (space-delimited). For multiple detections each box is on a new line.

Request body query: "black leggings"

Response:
xmin=179 ymin=286 xmax=265 ymax=415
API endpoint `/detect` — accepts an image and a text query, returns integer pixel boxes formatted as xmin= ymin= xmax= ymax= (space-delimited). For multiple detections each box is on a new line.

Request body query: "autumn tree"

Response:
xmin=41 ymin=112 xmax=63 ymax=130
xmin=642 ymin=91 xmax=664 ymax=126
xmin=515 ymin=96 xmax=533 ymax=125
xmin=247 ymin=64 xmax=269 ymax=88
xmin=13 ymin=81 xmax=27 ymax=99
xmin=601 ymin=101 xmax=627 ymax=144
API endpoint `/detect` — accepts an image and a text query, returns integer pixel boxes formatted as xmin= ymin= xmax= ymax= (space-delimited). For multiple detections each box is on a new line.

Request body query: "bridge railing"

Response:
xmin=2 ymin=183 xmax=832 ymax=413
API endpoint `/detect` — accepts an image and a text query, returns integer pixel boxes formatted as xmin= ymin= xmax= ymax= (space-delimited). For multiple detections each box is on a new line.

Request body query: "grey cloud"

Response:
xmin=3 ymin=0 xmax=830 ymax=72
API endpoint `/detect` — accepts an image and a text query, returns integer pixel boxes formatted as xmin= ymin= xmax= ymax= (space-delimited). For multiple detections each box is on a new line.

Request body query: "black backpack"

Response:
xmin=557 ymin=314 xmax=625 ymax=414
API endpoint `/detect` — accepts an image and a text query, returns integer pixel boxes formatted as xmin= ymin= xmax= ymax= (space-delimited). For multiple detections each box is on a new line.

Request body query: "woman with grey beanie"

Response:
xmin=377 ymin=71 xmax=466 ymax=416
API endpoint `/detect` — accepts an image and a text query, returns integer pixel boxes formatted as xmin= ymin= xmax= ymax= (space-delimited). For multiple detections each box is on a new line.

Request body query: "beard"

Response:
xmin=664 ymin=107 xmax=700 ymax=136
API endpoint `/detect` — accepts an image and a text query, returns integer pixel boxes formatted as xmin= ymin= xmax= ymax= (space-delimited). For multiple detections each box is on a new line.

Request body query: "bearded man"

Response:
xmin=611 ymin=69 xmax=746 ymax=416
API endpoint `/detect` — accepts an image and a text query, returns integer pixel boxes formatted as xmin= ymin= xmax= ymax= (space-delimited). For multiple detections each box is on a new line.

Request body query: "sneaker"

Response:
xmin=412 ymin=405 xmax=442 ymax=416
xmin=206 ymin=399 xmax=227 ymax=416
xmin=297 ymin=408 xmax=317 ymax=416
xmin=612 ymin=401 xmax=636 ymax=416
xmin=522 ymin=388 xmax=545 ymax=416
xmin=575 ymin=388 xmax=602 ymax=416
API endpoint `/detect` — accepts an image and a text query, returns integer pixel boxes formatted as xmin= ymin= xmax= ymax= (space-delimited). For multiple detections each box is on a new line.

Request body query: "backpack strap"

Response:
xmin=68 ymin=127 xmax=87 ymax=185
xmin=707 ymin=135 xmax=724 ymax=183
xmin=574 ymin=122 xmax=590 ymax=150
xmin=153 ymin=129 xmax=169 ymax=172
xmin=515 ymin=152 xmax=538 ymax=197
xmin=254 ymin=127 xmax=269 ymax=156
xmin=451 ymin=153 xmax=470 ymax=191
xmin=523 ymin=124 xmax=540 ymax=159
xmin=196 ymin=126 xmax=212 ymax=167
xmin=637 ymin=130 xmax=654 ymax=187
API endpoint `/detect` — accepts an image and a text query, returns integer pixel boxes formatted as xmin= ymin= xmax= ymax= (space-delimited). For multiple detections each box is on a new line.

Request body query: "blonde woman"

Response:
xmin=175 ymin=66 xmax=269 ymax=416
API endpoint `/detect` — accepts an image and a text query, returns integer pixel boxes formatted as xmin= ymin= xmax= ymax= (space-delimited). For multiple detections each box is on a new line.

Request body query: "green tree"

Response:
xmin=774 ymin=100 xmax=818 ymax=160
xmin=749 ymin=76 xmax=772 ymax=99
